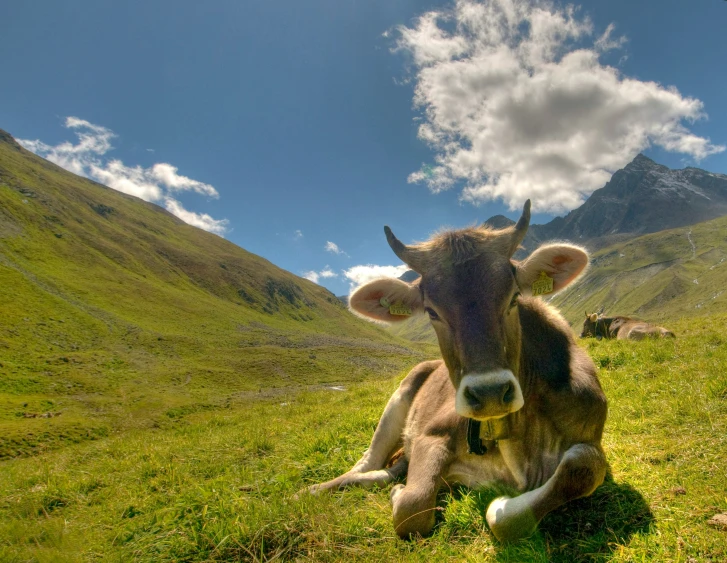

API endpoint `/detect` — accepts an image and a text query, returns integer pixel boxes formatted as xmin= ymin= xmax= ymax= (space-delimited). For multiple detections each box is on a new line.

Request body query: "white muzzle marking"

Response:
xmin=455 ymin=370 xmax=524 ymax=419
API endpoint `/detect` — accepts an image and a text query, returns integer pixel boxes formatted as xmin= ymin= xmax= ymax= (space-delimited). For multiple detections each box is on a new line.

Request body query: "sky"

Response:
xmin=2 ymin=0 xmax=726 ymax=296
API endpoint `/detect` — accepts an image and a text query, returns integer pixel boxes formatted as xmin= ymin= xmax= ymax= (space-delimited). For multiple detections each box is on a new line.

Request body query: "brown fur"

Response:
xmin=581 ymin=314 xmax=676 ymax=340
xmin=306 ymin=203 xmax=607 ymax=542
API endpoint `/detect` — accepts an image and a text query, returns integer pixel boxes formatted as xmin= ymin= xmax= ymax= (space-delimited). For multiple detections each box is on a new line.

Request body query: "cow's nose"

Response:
xmin=463 ymin=382 xmax=515 ymax=410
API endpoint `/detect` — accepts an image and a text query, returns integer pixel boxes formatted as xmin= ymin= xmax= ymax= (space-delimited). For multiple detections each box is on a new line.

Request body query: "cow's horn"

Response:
xmin=510 ymin=199 xmax=531 ymax=255
xmin=384 ymin=226 xmax=424 ymax=273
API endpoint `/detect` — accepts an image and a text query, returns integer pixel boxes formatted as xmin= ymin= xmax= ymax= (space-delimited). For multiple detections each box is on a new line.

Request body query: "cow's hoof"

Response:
xmin=390 ymin=483 xmax=405 ymax=504
xmin=292 ymin=486 xmax=313 ymax=500
xmin=485 ymin=496 xmax=538 ymax=542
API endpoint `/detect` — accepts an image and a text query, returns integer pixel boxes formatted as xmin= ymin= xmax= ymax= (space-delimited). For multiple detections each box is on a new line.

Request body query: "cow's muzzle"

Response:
xmin=455 ymin=370 xmax=524 ymax=419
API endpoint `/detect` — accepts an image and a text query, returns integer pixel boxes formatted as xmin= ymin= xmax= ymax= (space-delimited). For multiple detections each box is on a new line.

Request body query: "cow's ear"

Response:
xmin=589 ymin=313 xmax=598 ymax=322
xmin=349 ymin=278 xmax=423 ymax=323
xmin=515 ymin=244 xmax=588 ymax=296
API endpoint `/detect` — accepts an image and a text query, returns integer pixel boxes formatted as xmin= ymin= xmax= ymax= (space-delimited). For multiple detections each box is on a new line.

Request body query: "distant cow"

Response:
xmin=581 ymin=313 xmax=675 ymax=340
xmin=306 ymin=201 xmax=608 ymax=542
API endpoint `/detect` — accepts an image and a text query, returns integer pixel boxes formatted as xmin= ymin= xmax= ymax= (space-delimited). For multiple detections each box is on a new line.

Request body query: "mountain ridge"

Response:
xmin=521 ymin=153 xmax=727 ymax=254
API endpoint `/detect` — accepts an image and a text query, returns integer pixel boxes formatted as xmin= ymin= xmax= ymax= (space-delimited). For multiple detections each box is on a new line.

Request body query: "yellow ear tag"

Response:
xmin=389 ymin=302 xmax=412 ymax=316
xmin=532 ymin=271 xmax=554 ymax=296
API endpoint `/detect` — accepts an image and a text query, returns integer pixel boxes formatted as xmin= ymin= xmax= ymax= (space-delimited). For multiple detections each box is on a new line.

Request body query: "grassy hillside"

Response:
xmin=388 ymin=214 xmax=727 ymax=344
xmin=552 ymin=215 xmax=727 ymax=328
xmin=3 ymin=129 xmax=726 ymax=561
xmin=386 ymin=314 xmax=437 ymax=344
xmin=1 ymin=315 xmax=725 ymax=562
xmin=0 ymin=130 xmax=435 ymax=459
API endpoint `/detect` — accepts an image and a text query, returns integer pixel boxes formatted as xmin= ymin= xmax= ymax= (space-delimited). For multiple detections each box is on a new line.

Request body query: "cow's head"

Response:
xmin=580 ymin=312 xmax=600 ymax=338
xmin=349 ymin=200 xmax=589 ymax=420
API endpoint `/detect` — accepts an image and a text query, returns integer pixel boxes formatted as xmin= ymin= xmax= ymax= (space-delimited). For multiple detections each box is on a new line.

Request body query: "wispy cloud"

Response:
xmin=397 ymin=0 xmax=725 ymax=214
xmin=18 ymin=117 xmax=230 ymax=235
xmin=294 ymin=230 xmax=304 ymax=240
xmin=343 ymin=264 xmax=409 ymax=290
xmin=325 ymin=241 xmax=349 ymax=257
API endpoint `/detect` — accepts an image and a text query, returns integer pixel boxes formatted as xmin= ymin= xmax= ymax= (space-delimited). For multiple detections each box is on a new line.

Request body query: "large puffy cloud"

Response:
xmin=398 ymin=0 xmax=725 ymax=213
xmin=18 ymin=117 xmax=229 ymax=235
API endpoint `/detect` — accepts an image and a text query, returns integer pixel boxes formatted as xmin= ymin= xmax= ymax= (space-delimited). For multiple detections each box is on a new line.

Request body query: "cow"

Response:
xmin=305 ymin=201 xmax=608 ymax=542
xmin=581 ymin=313 xmax=676 ymax=340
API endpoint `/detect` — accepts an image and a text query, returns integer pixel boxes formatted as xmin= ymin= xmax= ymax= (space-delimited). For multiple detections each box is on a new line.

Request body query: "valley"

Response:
xmin=1 ymin=130 xmax=726 ymax=561
xmin=0 ymin=131 xmax=435 ymax=459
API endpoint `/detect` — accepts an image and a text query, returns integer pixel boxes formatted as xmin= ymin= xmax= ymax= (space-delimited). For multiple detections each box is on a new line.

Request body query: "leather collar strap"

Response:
xmin=467 ymin=419 xmax=488 ymax=455
xmin=467 ymin=417 xmax=512 ymax=456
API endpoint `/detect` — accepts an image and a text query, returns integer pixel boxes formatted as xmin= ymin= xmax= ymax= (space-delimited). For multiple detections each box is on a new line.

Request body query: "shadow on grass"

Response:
xmin=441 ymin=471 xmax=654 ymax=563
xmin=534 ymin=472 xmax=654 ymax=562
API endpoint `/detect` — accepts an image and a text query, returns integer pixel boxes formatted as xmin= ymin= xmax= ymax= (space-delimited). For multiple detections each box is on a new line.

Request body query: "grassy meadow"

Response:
xmin=0 ymin=133 xmax=434 ymax=461
xmin=2 ymin=132 xmax=726 ymax=561
xmin=1 ymin=314 xmax=726 ymax=562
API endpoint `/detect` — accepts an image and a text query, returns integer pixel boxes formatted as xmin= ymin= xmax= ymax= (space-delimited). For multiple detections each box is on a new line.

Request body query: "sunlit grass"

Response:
xmin=2 ymin=316 xmax=726 ymax=561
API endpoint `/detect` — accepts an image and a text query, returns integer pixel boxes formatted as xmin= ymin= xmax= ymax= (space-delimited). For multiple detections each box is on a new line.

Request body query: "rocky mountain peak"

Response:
xmin=624 ymin=153 xmax=657 ymax=170
xmin=483 ymin=215 xmax=516 ymax=229
xmin=484 ymin=153 xmax=727 ymax=256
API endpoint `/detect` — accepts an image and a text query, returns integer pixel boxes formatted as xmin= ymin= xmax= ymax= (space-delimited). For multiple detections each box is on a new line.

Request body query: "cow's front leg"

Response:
xmin=486 ymin=443 xmax=606 ymax=542
xmin=390 ymin=435 xmax=453 ymax=539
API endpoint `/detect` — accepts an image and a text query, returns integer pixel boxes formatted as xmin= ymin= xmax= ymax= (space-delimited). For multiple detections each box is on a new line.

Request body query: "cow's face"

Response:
xmin=349 ymin=201 xmax=589 ymax=421
xmin=418 ymin=252 xmax=524 ymax=419
xmin=580 ymin=313 xmax=599 ymax=338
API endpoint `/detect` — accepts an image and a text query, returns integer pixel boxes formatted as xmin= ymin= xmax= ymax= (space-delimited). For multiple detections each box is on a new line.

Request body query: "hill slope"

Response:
xmin=0 ymin=129 xmax=433 ymax=457
xmin=552 ymin=214 xmax=727 ymax=327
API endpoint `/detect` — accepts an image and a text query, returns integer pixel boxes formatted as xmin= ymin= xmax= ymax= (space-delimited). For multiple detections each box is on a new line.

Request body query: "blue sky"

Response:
xmin=2 ymin=0 xmax=726 ymax=296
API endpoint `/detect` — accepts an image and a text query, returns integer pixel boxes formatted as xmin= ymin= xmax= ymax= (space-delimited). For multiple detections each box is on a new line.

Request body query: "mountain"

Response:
xmin=522 ymin=154 xmax=727 ymax=254
xmin=387 ymin=155 xmax=727 ymax=344
xmin=0 ymin=128 xmax=433 ymax=458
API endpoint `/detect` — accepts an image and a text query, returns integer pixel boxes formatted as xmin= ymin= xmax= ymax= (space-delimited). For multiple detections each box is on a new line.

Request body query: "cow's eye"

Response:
xmin=509 ymin=292 xmax=521 ymax=309
xmin=425 ymin=307 xmax=440 ymax=321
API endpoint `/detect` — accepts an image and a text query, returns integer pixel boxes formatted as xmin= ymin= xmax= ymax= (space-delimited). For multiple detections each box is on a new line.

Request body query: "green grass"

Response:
xmin=0 ymin=133 xmax=436 ymax=459
xmin=553 ymin=215 xmax=727 ymax=327
xmin=2 ymin=129 xmax=725 ymax=560
xmin=1 ymin=314 xmax=726 ymax=562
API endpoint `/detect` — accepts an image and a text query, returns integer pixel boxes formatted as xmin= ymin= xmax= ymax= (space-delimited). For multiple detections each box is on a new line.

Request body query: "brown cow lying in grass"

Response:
xmin=581 ymin=313 xmax=676 ymax=340
xmin=306 ymin=201 xmax=608 ymax=542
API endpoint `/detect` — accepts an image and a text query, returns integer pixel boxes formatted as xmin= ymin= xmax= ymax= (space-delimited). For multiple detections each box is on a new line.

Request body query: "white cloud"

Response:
xmin=18 ymin=117 xmax=229 ymax=235
xmin=150 ymin=163 xmax=219 ymax=198
xmin=302 ymin=265 xmax=339 ymax=285
xmin=302 ymin=271 xmax=320 ymax=284
xmin=294 ymin=229 xmax=303 ymax=240
xmin=89 ymin=159 xmax=163 ymax=201
xmin=164 ymin=197 xmax=229 ymax=235
xmin=397 ymin=0 xmax=725 ymax=214
xmin=320 ymin=266 xmax=338 ymax=278
xmin=343 ymin=264 xmax=409 ymax=290
xmin=325 ymin=241 xmax=349 ymax=257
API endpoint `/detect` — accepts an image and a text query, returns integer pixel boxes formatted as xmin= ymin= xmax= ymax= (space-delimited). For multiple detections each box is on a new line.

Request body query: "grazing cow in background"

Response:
xmin=306 ymin=201 xmax=608 ymax=542
xmin=581 ymin=313 xmax=676 ymax=340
